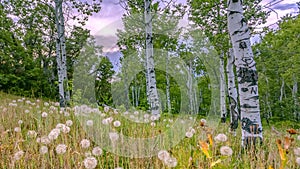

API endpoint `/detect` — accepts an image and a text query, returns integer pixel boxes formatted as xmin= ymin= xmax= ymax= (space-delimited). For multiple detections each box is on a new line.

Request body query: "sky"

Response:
xmin=84 ymin=0 xmax=299 ymax=57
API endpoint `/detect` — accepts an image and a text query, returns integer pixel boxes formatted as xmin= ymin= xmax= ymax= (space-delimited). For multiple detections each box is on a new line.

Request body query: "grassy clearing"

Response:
xmin=0 ymin=92 xmax=299 ymax=169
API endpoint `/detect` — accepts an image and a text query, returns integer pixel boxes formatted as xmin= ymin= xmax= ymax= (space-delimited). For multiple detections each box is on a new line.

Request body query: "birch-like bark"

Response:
xmin=220 ymin=53 xmax=227 ymax=123
xmin=292 ymin=74 xmax=299 ymax=120
xmin=144 ymin=0 xmax=160 ymax=114
xmin=166 ymin=53 xmax=171 ymax=114
xmin=280 ymin=78 xmax=284 ymax=102
xmin=55 ymin=0 xmax=65 ymax=107
xmin=58 ymin=1 xmax=70 ymax=103
xmin=227 ymin=0 xmax=263 ymax=147
xmin=227 ymin=48 xmax=239 ymax=133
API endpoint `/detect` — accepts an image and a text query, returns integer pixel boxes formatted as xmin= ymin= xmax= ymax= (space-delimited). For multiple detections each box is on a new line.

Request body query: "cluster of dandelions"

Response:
xmin=157 ymin=150 xmax=177 ymax=168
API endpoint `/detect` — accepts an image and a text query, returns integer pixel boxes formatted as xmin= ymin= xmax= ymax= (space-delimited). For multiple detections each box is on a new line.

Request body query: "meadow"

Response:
xmin=0 ymin=92 xmax=299 ymax=169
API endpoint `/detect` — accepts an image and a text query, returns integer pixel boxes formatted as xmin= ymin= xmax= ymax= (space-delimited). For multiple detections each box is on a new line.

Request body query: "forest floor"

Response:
xmin=0 ymin=92 xmax=299 ymax=169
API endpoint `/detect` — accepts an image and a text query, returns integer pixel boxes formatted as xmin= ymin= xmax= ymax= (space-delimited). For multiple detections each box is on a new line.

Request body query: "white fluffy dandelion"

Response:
xmin=27 ymin=130 xmax=37 ymax=138
xmin=157 ymin=150 xmax=170 ymax=161
xmin=294 ymin=147 xmax=300 ymax=156
xmin=109 ymin=132 xmax=119 ymax=142
xmin=14 ymin=127 xmax=21 ymax=133
xmin=42 ymin=112 xmax=48 ymax=118
xmin=185 ymin=131 xmax=193 ymax=138
xmin=44 ymin=102 xmax=49 ymax=106
xmin=55 ymin=144 xmax=67 ymax=154
xmin=40 ymin=136 xmax=51 ymax=144
xmin=104 ymin=106 xmax=109 ymax=112
xmin=40 ymin=146 xmax=48 ymax=154
xmin=220 ymin=146 xmax=233 ymax=156
xmin=214 ymin=133 xmax=228 ymax=142
xmin=48 ymin=128 xmax=60 ymax=140
xmin=18 ymin=120 xmax=23 ymax=125
xmin=164 ymin=157 xmax=177 ymax=168
xmin=86 ymin=120 xmax=93 ymax=126
xmin=66 ymin=120 xmax=73 ymax=126
xmin=13 ymin=150 xmax=24 ymax=161
xmin=83 ymin=156 xmax=97 ymax=169
xmin=296 ymin=157 xmax=300 ymax=166
xmin=297 ymin=135 xmax=300 ymax=141
xmin=113 ymin=121 xmax=121 ymax=127
xmin=80 ymin=139 xmax=91 ymax=149
xmin=92 ymin=147 xmax=103 ymax=156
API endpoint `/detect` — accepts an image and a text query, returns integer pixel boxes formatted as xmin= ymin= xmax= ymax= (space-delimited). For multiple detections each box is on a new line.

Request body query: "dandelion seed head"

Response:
xmin=296 ymin=157 xmax=300 ymax=166
xmin=14 ymin=127 xmax=21 ymax=133
xmin=109 ymin=132 xmax=119 ymax=142
xmin=40 ymin=146 xmax=48 ymax=154
xmin=66 ymin=120 xmax=73 ymax=126
xmin=185 ymin=131 xmax=193 ymax=138
xmin=220 ymin=146 xmax=233 ymax=156
xmin=164 ymin=157 xmax=178 ymax=168
xmin=48 ymin=128 xmax=60 ymax=140
xmin=294 ymin=147 xmax=300 ymax=156
xmin=214 ymin=133 xmax=228 ymax=142
xmin=92 ymin=147 xmax=103 ymax=156
xmin=86 ymin=120 xmax=93 ymax=126
xmin=83 ymin=157 xmax=97 ymax=169
xmin=157 ymin=150 xmax=170 ymax=161
xmin=18 ymin=120 xmax=23 ymax=125
xmin=104 ymin=106 xmax=109 ymax=112
xmin=55 ymin=144 xmax=67 ymax=154
xmin=27 ymin=130 xmax=37 ymax=138
xmin=113 ymin=121 xmax=121 ymax=127
xmin=14 ymin=150 xmax=24 ymax=161
xmin=80 ymin=139 xmax=91 ymax=149
xmin=42 ymin=112 xmax=48 ymax=118
xmin=40 ymin=136 xmax=51 ymax=144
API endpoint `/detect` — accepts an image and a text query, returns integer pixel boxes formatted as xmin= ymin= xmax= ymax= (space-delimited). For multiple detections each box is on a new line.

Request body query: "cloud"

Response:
xmin=94 ymin=35 xmax=119 ymax=52
xmin=273 ymin=3 xmax=298 ymax=11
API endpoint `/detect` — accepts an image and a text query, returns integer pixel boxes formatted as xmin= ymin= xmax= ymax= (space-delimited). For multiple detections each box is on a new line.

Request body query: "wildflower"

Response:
xmin=55 ymin=144 xmax=67 ymax=154
xmin=83 ymin=157 xmax=97 ymax=169
xmin=287 ymin=128 xmax=298 ymax=135
xmin=296 ymin=157 xmax=300 ymax=166
xmin=134 ymin=111 xmax=139 ymax=115
xmin=150 ymin=115 xmax=157 ymax=121
xmin=27 ymin=130 xmax=37 ymax=138
xmin=164 ymin=157 xmax=178 ymax=168
xmin=40 ymin=146 xmax=48 ymax=154
xmin=18 ymin=120 xmax=23 ymax=125
xmin=56 ymin=123 xmax=65 ymax=129
xmin=66 ymin=120 xmax=73 ymax=126
xmin=109 ymin=132 xmax=119 ymax=142
xmin=80 ymin=139 xmax=91 ymax=149
xmin=44 ymin=102 xmax=49 ymax=106
xmin=220 ymin=146 xmax=233 ymax=156
xmin=40 ymin=136 xmax=51 ymax=144
xmin=48 ymin=128 xmax=60 ymax=140
xmin=54 ymin=102 xmax=60 ymax=107
xmin=214 ymin=133 xmax=228 ymax=142
xmin=199 ymin=141 xmax=211 ymax=158
xmin=113 ymin=121 xmax=121 ymax=127
xmin=102 ymin=119 xmax=109 ymax=125
xmin=297 ymin=135 xmax=300 ymax=141
xmin=115 ymin=167 xmax=123 ymax=169
xmin=24 ymin=110 xmax=30 ymax=114
xmin=123 ymin=111 xmax=129 ymax=115
xmin=151 ymin=122 xmax=156 ymax=127
xmin=200 ymin=119 xmax=206 ymax=126
xmin=106 ymin=117 xmax=113 ymax=123
xmin=61 ymin=125 xmax=70 ymax=133
xmin=92 ymin=147 xmax=103 ymax=156
xmin=86 ymin=120 xmax=93 ymax=126
xmin=185 ymin=131 xmax=193 ymax=138
xmin=14 ymin=150 xmax=24 ymax=161
xmin=104 ymin=106 xmax=109 ymax=112
xmin=189 ymin=127 xmax=196 ymax=134
xmin=294 ymin=147 xmax=300 ymax=156
xmin=144 ymin=113 xmax=150 ymax=119
xmin=276 ymin=139 xmax=286 ymax=161
xmin=113 ymin=109 xmax=119 ymax=114
xmin=42 ymin=112 xmax=48 ymax=118
xmin=14 ymin=127 xmax=21 ymax=133
xmin=158 ymin=150 xmax=170 ymax=161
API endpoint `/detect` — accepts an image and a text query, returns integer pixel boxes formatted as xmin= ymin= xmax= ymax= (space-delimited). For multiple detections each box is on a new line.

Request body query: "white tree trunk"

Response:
xmin=280 ymin=78 xmax=284 ymax=102
xmin=227 ymin=0 xmax=263 ymax=147
xmin=220 ymin=53 xmax=227 ymax=123
xmin=226 ymin=48 xmax=239 ymax=134
xmin=55 ymin=0 xmax=65 ymax=107
xmin=144 ymin=0 xmax=160 ymax=114
xmin=292 ymin=74 xmax=299 ymax=120
xmin=166 ymin=52 xmax=171 ymax=114
xmin=58 ymin=0 xmax=70 ymax=103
